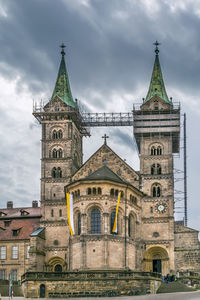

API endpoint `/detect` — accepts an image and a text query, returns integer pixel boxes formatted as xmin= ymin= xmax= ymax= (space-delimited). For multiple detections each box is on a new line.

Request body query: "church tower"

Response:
xmin=133 ymin=42 xmax=180 ymax=275
xmin=33 ymin=45 xmax=88 ymax=270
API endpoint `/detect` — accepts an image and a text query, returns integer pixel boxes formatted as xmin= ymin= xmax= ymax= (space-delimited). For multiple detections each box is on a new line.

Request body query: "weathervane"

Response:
xmin=60 ymin=43 xmax=66 ymax=56
xmin=153 ymin=40 xmax=161 ymax=55
xmin=102 ymin=134 xmax=109 ymax=145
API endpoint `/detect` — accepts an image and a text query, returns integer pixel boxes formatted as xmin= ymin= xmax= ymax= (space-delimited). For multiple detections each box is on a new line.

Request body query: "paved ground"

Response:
xmin=3 ymin=291 xmax=200 ymax=300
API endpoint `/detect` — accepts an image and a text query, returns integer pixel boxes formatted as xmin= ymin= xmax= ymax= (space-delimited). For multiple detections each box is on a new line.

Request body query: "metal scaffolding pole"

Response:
xmin=184 ymin=113 xmax=188 ymax=226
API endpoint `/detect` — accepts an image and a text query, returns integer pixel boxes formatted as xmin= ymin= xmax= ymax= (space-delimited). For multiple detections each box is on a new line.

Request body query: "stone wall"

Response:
xmin=21 ymin=270 xmax=161 ymax=298
xmin=174 ymin=223 xmax=200 ymax=272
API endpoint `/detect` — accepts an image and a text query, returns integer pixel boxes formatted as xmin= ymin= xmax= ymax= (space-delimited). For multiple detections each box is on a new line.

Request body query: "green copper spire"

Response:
xmin=51 ymin=44 xmax=76 ymax=108
xmin=145 ymin=41 xmax=172 ymax=104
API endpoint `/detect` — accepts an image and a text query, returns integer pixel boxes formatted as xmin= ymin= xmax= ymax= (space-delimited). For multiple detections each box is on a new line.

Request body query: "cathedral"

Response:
xmin=0 ymin=43 xmax=199 ymax=297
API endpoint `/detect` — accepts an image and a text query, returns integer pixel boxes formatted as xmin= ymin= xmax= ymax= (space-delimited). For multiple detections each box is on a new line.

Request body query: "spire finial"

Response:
xmin=102 ymin=134 xmax=109 ymax=145
xmin=60 ymin=43 xmax=66 ymax=56
xmin=153 ymin=40 xmax=161 ymax=55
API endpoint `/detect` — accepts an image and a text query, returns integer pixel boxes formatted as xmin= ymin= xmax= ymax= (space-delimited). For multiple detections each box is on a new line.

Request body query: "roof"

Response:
xmin=0 ymin=218 xmax=40 ymax=241
xmin=51 ymin=48 xmax=76 ymax=108
xmin=30 ymin=227 xmax=45 ymax=237
xmin=0 ymin=207 xmax=41 ymax=219
xmin=145 ymin=47 xmax=172 ymax=105
xmin=85 ymin=165 xmax=127 ymax=184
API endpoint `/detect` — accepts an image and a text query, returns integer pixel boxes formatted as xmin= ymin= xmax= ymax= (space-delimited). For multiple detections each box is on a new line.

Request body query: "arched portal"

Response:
xmin=143 ymin=246 xmax=169 ymax=275
xmin=46 ymin=256 xmax=66 ymax=272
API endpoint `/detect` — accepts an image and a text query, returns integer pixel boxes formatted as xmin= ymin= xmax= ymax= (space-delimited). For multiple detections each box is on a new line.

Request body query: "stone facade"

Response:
xmin=1 ymin=47 xmax=200 ymax=297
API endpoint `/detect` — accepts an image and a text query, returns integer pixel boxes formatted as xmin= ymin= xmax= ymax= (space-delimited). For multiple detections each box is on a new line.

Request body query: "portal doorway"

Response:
xmin=40 ymin=284 xmax=45 ymax=298
xmin=153 ymin=259 xmax=162 ymax=273
xmin=55 ymin=264 xmax=62 ymax=272
xmin=143 ymin=246 xmax=169 ymax=275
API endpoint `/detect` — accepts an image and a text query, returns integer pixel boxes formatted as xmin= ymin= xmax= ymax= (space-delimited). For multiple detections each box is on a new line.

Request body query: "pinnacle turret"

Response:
xmin=51 ymin=44 xmax=76 ymax=108
xmin=145 ymin=41 xmax=172 ymax=105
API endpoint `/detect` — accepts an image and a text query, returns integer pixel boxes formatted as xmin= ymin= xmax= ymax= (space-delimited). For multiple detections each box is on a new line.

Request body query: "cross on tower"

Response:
xmin=102 ymin=134 xmax=109 ymax=145
xmin=153 ymin=40 xmax=161 ymax=55
xmin=60 ymin=43 xmax=66 ymax=56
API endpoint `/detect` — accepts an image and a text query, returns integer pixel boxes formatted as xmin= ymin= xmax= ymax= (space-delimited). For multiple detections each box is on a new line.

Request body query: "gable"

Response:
xmin=72 ymin=143 xmax=139 ymax=188
xmin=141 ymin=95 xmax=172 ymax=111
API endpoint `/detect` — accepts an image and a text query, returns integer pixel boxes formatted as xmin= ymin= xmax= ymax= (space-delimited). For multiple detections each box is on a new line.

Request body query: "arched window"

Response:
xmin=59 ymin=209 xmax=62 ymax=217
xmin=98 ymin=187 xmax=102 ymax=195
xmin=91 ymin=209 xmax=101 ymax=234
xmin=53 ymin=130 xmax=57 ymax=139
xmin=151 ymin=146 xmax=156 ymax=155
xmin=157 ymin=146 xmax=162 ymax=155
xmin=51 ymin=209 xmax=54 ymax=217
xmin=152 ymin=184 xmax=161 ymax=197
xmin=52 ymin=167 xmax=57 ymax=178
xmin=78 ymin=213 xmax=81 ymax=235
xmin=151 ymin=145 xmax=163 ymax=156
xmin=93 ymin=188 xmax=96 ymax=195
xmin=75 ymin=191 xmax=77 ymax=197
xmin=151 ymin=164 xmax=156 ymax=175
xmin=110 ymin=189 xmax=114 ymax=196
xmin=58 ymin=130 xmax=63 ymax=139
xmin=115 ymin=190 xmax=119 ymax=197
xmin=157 ymin=164 xmax=162 ymax=175
xmin=57 ymin=167 xmax=62 ymax=178
xmin=58 ymin=148 xmax=62 ymax=158
xmin=121 ymin=191 xmax=124 ymax=198
xmin=53 ymin=149 xmax=57 ymax=158
xmin=110 ymin=211 xmax=117 ymax=234
xmin=88 ymin=188 xmax=91 ymax=195
xmin=77 ymin=190 xmax=80 ymax=196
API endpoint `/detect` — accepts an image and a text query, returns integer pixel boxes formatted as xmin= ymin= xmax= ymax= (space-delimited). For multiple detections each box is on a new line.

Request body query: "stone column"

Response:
xmin=81 ymin=213 xmax=87 ymax=234
xmin=103 ymin=212 xmax=109 ymax=234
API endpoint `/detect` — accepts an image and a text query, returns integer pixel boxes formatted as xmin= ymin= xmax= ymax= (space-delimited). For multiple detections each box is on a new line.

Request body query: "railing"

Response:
xmin=21 ymin=270 xmax=161 ymax=282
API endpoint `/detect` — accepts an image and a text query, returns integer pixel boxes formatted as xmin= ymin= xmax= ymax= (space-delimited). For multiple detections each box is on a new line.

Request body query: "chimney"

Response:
xmin=32 ymin=201 xmax=38 ymax=208
xmin=7 ymin=201 xmax=13 ymax=209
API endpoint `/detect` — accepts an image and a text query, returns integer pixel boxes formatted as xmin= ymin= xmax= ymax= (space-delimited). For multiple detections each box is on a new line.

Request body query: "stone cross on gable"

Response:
xmin=102 ymin=134 xmax=109 ymax=145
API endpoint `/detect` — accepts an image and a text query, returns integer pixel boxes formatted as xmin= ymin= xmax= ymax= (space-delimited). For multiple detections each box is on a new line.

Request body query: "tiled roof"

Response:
xmin=0 ymin=207 xmax=41 ymax=218
xmin=85 ymin=165 xmax=127 ymax=184
xmin=0 ymin=218 xmax=40 ymax=240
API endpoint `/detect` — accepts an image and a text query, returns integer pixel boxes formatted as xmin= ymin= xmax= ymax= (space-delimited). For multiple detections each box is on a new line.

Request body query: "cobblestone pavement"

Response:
xmin=3 ymin=291 xmax=200 ymax=300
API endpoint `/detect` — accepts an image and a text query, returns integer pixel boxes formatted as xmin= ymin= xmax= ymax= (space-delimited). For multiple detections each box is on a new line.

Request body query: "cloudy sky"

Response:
xmin=0 ymin=0 xmax=199 ymax=231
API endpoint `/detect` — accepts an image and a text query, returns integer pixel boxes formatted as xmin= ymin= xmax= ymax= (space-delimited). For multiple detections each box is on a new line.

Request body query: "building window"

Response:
xmin=0 ymin=246 xmax=6 ymax=259
xmin=51 ymin=209 xmax=54 ymax=217
xmin=110 ymin=212 xmax=117 ymax=234
xmin=115 ymin=190 xmax=119 ymax=197
xmin=78 ymin=213 xmax=81 ymax=235
xmin=11 ymin=269 xmax=18 ymax=281
xmin=150 ymin=145 xmax=163 ymax=156
xmin=27 ymin=246 xmax=30 ymax=258
xmin=98 ymin=187 xmax=102 ymax=195
xmin=4 ymin=220 xmax=11 ymax=227
xmin=52 ymin=167 xmax=62 ymax=178
xmin=58 ymin=129 xmax=63 ymax=139
xmin=152 ymin=184 xmax=161 ymax=197
xmin=53 ymin=130 xmax=57 ymax=139
xmin=59 ymin=209 xmax=62 ymax=217
xmin=110 ymin=189 xmax=114 ymax=196
xmin=0 ymin=269 xmax=6 ymax=280
xmin=12 ymin=246 xmax=18 ymax=259
xmin=93 ymin=188 xmax=96 ymax=195
xmin=52 ymin=167 xmax=57 ymax=178
xmin=88 ymin=188 xmax=91 ymax=195
xmin=12 ymin=229 xmax=20 ymax=236
xmin=151 ymin=164 xmax=162 ymax=175
xmin=52 ymin=149 xmax=57 ymax=158
xmin=53 ymin=240 xmax=59 ymax=246
xmin=91 ymin=209 xmax=101 ymax=234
